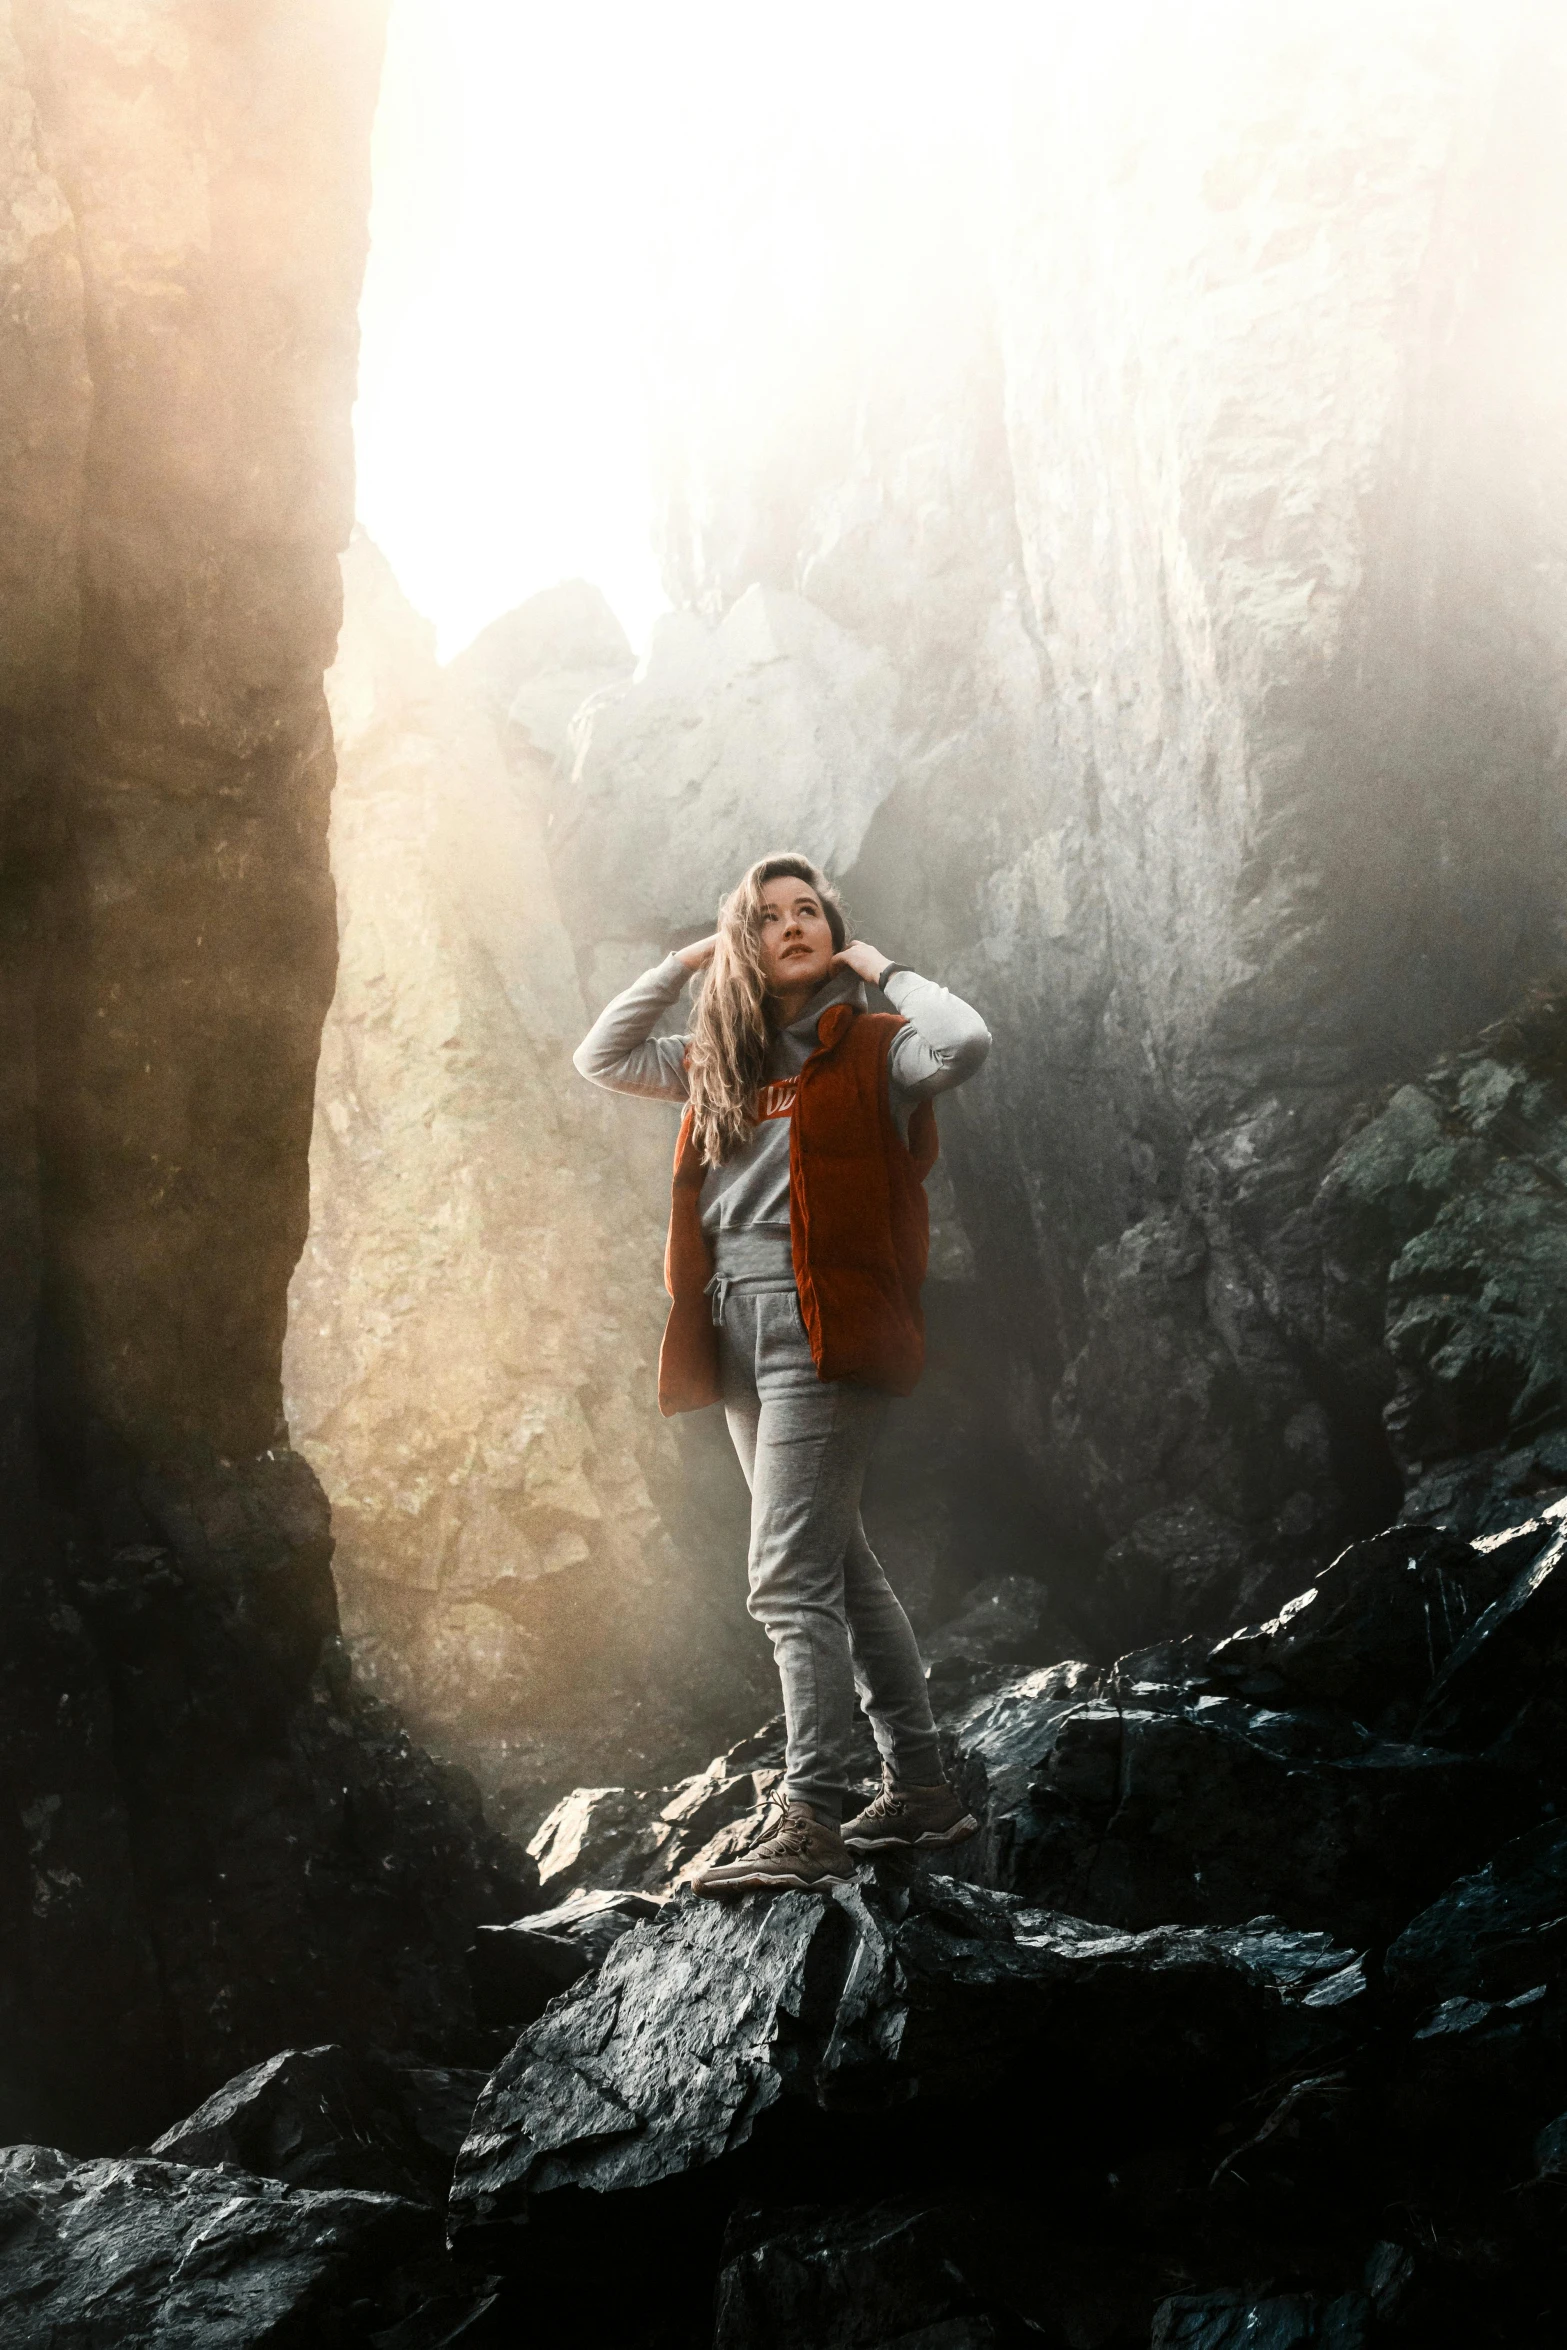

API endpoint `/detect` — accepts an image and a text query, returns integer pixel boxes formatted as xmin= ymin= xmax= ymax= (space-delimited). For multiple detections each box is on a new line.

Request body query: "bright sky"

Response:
xmin=353 ymin=0 xmax=1026 ymax=658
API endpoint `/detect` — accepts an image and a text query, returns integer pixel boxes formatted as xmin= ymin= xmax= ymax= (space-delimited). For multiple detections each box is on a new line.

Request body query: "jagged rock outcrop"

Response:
xmin=1311 ymin=987 xmax=1567 ymax=1538
xmin=449 ymin=1876 xmax=1359 ymax=2293
xmin=0 ymin=0 xmax=541 ymax=2169
xmin=284 ymin=539 xmax=772 ymax=1837
xmin=0 ymin=2143 xmax=442 ymax=2350
xmin=458 ymin=1480 xmax=1567 ymax=2340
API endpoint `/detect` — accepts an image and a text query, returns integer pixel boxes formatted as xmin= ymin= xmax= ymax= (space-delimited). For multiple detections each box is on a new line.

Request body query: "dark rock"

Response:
xmin=1096 ymin=1500 xmax=1253 ymax=1652
xmin=0 ymin=2141 xmax=436 ymax=2348
xmin=1150 ymin=2291 xmax=1371 ymax=2350
xmin=922 ymin=1574 xmax=1082 ymax=1719
xmin=945 ymin=1662 xmax=1100 ymax=1888
xmin=948 ymin=1668 xmax=1516 ymax=1941
xmin=1208 ymin=1526 xmax=1510 ymax=1729
xmin=1386 ymin=1980 xmax=1567 ymax=2187
xmin=1533 ymin=2113 xmax=1567 ymax=2181
xmin=713 ymin=2201 xmax=1057 ymax=2349
xmin=1314 ymin=998 xmax=1567 ymax=1533
xmin=148 ymin=2044 xmax=486 ymax=2204
xmin=1384 ymin=1822 xmax=1567 ymax=2007
xmin=449 ymin=1873 xmax=1357 ymax=2277
xmin=469 ymin=1889 xmax=662 ymax=2030
xmin=1414 ymin=1526 xmax=1567 ymax=1752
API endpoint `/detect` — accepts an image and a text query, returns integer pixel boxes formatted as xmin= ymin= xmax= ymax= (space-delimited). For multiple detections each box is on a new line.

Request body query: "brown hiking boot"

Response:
xmin=688 ymin=1801 xmax=858 ymax=1895
xmin=840 ymin=1776 xmax=978 ymax=1853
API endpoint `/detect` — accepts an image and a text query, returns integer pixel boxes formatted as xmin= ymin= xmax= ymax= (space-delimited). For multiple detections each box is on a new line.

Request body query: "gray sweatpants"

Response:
xmin=716 ymin=1279 xmax=944 ymax=1822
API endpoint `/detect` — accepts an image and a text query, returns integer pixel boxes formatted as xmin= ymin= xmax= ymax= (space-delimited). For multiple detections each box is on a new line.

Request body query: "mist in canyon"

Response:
xmin=4 ymin=2 xmax=1567 ymax=2343
xmin=286 ymin=0 xmax=1567 ymax=1840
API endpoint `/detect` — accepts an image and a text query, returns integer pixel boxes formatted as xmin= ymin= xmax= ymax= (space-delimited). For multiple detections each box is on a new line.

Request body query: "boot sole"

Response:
xmin=841 ymin=1813 xmax=980 ymax=1854
xmin=691 ymin=1866 xmax=859 ymax=1895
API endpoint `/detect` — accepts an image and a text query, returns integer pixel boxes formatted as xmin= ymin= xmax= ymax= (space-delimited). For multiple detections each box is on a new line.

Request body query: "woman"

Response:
xmin=573 ymin=852 xmax=991 ymax=1893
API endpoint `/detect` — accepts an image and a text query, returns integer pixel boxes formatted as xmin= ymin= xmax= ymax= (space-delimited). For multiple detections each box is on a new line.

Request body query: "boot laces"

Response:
xmin=757 ymin=1794 xmax=828 ymax=1858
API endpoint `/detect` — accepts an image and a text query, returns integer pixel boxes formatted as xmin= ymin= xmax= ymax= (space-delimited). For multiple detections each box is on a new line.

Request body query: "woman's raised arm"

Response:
xmin=881 ymin=968 xmax=991 ymax=1101
xmin=572 ymin=953 xmax=696 ymax=1101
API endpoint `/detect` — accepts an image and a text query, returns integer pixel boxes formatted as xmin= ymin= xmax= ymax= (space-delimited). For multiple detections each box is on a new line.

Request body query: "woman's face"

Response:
xmin=757 ymin=875 xmax=836 ymax=996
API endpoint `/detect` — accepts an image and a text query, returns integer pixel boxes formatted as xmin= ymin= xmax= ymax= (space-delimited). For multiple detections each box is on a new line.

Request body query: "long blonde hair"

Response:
xmin=685 ymin=853 xmax=849 ymax=1165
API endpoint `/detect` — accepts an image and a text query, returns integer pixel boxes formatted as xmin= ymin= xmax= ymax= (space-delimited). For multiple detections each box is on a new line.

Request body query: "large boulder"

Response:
xmin=148 ymin=2044 xmax=487 ymax=2205
xmin=946 ymin=1525 xmax=1552 ymax=1939
xmin=1206 ymin=1525 xmax=1516 ymax=1730
xmin=449 ymin=1875 xmax=1358 ymax=2282
xmin=954 ymin=1680 xmax=1509 ymax=1942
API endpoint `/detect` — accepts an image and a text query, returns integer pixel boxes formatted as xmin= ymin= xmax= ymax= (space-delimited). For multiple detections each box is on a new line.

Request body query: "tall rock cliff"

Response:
xmin=552 ymin=2 xmax=1567 ymax=1640
xmin=0 ymin=1 xmax=529 ymax=2154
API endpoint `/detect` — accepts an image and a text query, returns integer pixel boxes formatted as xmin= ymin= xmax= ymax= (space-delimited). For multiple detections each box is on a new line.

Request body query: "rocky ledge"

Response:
xmin=9 ymin=1478 xmax=1559 ymax=2346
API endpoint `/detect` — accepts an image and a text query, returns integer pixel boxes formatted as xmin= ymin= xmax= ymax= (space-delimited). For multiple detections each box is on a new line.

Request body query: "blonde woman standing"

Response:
xmin=573 ymin=853 xmax=991 ymax=1893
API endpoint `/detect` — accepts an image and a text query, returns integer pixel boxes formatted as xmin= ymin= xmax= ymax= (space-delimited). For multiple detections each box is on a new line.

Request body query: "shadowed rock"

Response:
xmin=948 ymin=1664 xmax=1514 ymax=1943
xmin=470 ymin=1890 xmax=662 ymax=2031
xmin=1150 ymin=2291 xmax=1372 ymax=2350
xmin=1208 ymin=1526 xmax=1514 ymax=1729
xmin=0 ymin=2143 xmax=436 ymax=2349
xmin=714 ymin=2201 xmax=1058 ymax=2350
xmin=448 ymin=1875 xmax=1356 ymax=2276
xmin=1415 ymin=1526 xmax=1567 ymax=1753
xmin=1385 ymin=1823 xmax=1567 ymax=2009
xmin=149 ymin=2044 xmax=486 ymax=2205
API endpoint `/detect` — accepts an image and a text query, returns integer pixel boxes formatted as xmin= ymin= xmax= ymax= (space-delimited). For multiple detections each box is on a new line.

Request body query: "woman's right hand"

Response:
xmin=676 ymin=933 xmax=719 ymax=971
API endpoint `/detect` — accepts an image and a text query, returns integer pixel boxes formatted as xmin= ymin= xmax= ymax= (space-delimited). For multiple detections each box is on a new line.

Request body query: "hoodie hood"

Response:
xmin=768 ymin=966 xmax=867 ymax=1075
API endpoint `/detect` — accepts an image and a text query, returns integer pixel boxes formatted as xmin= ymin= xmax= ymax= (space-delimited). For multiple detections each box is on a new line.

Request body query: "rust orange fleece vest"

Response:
xmin=658 ymin=1005 xmax=937 ymax=1416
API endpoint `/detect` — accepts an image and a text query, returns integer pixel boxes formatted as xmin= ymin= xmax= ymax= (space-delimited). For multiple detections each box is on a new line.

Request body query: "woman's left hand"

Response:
xmin=830 ymin=939 xmax=891 ymax=985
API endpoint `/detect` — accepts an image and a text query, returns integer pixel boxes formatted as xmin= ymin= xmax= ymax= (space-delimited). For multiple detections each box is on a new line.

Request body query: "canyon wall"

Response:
xmin=282 ymin=7 xmax=1567 ymax=1833
xmin=0 ymin=1 xmax=530 ymax=2155
xmin=285 ymin=541 xmax=773 ymax=1838
xmin=557 ymin=0 xmax=1567 ymax=1641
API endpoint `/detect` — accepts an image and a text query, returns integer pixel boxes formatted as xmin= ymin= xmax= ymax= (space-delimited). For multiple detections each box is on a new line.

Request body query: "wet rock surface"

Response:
xmin=450 ymin=1483 xmax=1567 ymax=2341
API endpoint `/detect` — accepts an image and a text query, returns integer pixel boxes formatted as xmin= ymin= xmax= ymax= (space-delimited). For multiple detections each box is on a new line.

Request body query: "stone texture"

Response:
xmin=284 ymin=538 xmax=772 ymax=1839
xmin=1310 ymin=989 xmax=1567 ymax=1539
xmin=450 ymin=1875 xmax=1356 ymax=2271
xmin=0 ymin=2141 xmax=435 ymax=2349
xmin=469 ymin=1888 xmax=662 ymax=2033
xmin=148 ymin=2044 xmax=486 ymax=2205
xmin=1384 ymin=1822 xmax=1567 ymax=2008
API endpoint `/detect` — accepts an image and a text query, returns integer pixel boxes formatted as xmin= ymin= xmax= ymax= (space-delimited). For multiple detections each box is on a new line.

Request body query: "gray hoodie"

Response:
xmin=572 ymin=953 xmax=991 ymax=1281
